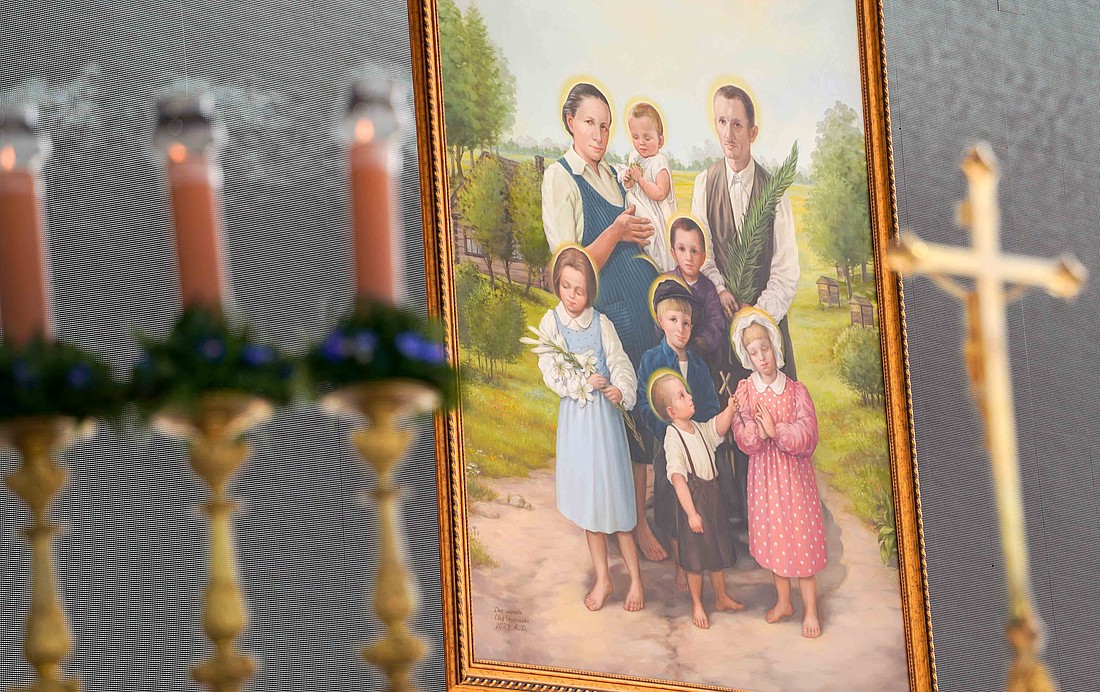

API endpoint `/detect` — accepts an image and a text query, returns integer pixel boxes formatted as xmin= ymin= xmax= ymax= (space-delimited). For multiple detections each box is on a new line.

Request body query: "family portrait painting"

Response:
xmin=417 ymin=1 xmax=929 ymax=690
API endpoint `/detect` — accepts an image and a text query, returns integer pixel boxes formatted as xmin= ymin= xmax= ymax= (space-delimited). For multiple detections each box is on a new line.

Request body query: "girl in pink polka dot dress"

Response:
xmin=730 ymin=308 xmax=826 ymax=639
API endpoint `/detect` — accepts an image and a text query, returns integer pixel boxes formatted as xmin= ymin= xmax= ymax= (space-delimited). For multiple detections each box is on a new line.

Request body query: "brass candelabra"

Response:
xmin=154 ymin=392 xmax=273 ymax=692
xmin=2 ymin=416 xmax=94 ymax=692
xmin=322 ymin=379 xmax=440 ymax=692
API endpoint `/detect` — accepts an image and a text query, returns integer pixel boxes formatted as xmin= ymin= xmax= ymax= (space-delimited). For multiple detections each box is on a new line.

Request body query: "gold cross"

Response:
xmin=888 ymin=143 xmax=1086 ymax=692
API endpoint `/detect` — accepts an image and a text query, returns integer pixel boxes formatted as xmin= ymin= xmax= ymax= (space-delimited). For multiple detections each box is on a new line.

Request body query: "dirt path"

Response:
xmin=469 ymin=467 xmax=908 ymax=691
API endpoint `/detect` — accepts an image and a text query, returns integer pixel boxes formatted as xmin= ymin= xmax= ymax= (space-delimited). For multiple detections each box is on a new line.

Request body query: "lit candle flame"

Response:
xmin=355 ymin=119 xmax=375 ymax=144
xmin=0 ymin=145 xmax=14 ymax=172
xmin=167 ymin=142 xmax=188 ymax=164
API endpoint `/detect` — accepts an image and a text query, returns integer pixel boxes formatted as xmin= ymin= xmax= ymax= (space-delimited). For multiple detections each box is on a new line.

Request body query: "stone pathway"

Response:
xmin=469 ymin=467 xmax=909 ymax=691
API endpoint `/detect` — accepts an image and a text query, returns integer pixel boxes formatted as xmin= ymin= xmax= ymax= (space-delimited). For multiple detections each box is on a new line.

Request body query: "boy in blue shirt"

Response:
xmin=636 ymin=277 xmax=730 ymax=590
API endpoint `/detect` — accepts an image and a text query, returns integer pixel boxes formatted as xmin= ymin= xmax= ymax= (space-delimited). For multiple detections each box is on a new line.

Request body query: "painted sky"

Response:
xmin=453 ymin=0 xmax=865 ymax=168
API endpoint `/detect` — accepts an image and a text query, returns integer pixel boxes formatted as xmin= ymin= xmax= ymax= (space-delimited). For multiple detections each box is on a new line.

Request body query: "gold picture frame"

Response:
xmin=409 ymin=1 xmax=934 ymax=689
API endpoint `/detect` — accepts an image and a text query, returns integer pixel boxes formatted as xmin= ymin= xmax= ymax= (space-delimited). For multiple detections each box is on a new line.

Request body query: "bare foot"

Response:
xmin=624 ymin=582 xmax=645 ymax=612
xmin=636 ymin=524 xmax=667 ymax=561
xmin=584 ymin=580 xmax=614 ymax=612
xmin=765 ymin=603 xmax=794 ymax=624
xmin=691 ymin=603 xmax=710 ymax=629
xmin=714 ymin=594 xmax=745 ymax=612
xmin=802 ymin=611 xmax=822 ymax=638
xmin=675 ymin=566 xmax=689 ymax=593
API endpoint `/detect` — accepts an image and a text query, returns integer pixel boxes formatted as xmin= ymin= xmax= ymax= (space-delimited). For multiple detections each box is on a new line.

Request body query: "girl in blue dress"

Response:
xmin=535 ymin=246 xmax=645 ymax=612
xmin=541 ymin=82 xmax=664 ymax=563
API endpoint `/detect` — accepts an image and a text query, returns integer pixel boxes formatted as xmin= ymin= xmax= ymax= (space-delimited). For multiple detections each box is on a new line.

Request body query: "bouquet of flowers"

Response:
xmin=520 ymin=325 xmax=643 ymax=447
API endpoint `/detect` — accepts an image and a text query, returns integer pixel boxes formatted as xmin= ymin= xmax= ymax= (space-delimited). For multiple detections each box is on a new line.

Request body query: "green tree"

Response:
xmin=833 ymin=326 xmax=884 ymax=406
xmin=456 ymin=156 xmax=512 ymax=287
xmin=454 ymin=261 xmax=483 ymax=342
xmin=462 ymin=278 xmax=492 ymax=369
xmin=462 ymin=283 xmax=523 ymax=378
xmin=481 ymin=286 xmax=524 ymax=376
xmin=438 ymin=0 xmax=475 ymax=181
xmin=463 ymin=4 xmax=516 ymax=158
xmin=510 ymin=160 xmax=550 ymax=295
xmin=804 ymin=102 xmax=872 ymax=300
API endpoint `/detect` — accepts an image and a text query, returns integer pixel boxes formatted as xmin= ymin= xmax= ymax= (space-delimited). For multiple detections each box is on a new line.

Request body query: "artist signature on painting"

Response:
xmin=494 ymin=607 xmax=529 ymax=632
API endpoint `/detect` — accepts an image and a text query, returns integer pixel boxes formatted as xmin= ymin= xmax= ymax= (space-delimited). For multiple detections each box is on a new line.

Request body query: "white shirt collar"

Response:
xmin=751 ymin=370 xmax=787 ymax=394
xmin=564 ymin=146 xmax=612 ymax=179
xmin=556 ymin=302 xmax=594 ymax=329
xmin=725 ymin=157 xmax=755 ymax=190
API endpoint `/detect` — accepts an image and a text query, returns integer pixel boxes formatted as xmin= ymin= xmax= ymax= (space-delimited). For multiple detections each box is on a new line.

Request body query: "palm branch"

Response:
xmin=724 ymin=141 xmax=799 ymax=305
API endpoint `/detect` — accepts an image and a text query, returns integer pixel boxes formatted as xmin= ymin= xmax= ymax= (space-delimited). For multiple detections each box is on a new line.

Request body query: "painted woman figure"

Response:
xmin=541 ymin=82 xmax=663 ymax=560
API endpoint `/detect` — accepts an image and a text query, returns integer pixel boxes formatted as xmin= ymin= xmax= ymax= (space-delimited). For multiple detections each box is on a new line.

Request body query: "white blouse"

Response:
xmin=664 ymin=418 xmax=721 ymax=482
xmin=536 ymin=303 xmax=638 ymax=410
xmin=541 ymin=147 xmax=624 ymax=253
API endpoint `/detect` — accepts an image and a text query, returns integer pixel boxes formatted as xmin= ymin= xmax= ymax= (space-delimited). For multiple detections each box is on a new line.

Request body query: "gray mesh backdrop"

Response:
xmin=1 ymin=0 xmax=1098 ymax=690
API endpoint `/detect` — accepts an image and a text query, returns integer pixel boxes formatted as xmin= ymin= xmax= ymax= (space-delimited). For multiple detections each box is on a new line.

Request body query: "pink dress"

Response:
xmin=732 ymin=374 xmax=826 ymax=578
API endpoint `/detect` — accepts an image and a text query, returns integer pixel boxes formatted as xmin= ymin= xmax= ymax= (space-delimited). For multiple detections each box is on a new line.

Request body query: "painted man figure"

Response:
xmin=690 ymin=84 xmax=800 ymax=521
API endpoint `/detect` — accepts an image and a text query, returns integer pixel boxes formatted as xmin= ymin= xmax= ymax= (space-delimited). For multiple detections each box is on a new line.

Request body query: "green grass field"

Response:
xmin=457 ymin=153 xmax=891 ymax=526
xmin=459 ymin=283 xmax=559 ymax=482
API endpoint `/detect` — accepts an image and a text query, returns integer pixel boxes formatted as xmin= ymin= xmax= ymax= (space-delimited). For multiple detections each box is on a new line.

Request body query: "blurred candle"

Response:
xmin=154 ymin=94 xmax=233 ymax=312
xmin=346 ymin=80 xmax=400 ymax=304
xmin=0 ymin=104 xmax=55 ymax=346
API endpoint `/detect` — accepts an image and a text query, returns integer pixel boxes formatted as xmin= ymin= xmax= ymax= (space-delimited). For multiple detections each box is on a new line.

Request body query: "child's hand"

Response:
xmin=629 ymin=163 xmax=645 ymax=185
xmin=587 ymin=373 xmax=609 ymax=389
xmin=727 ymin=396 xmax=738 ymax=413
xmin=755 ymin=403 xmax=776 ymax=438
xmin=603 ymin=385 xmax=623 ymax=405
xmin=688 ymin=512 xmax=704 ymax=533
xmin=622 ymin=168 xmax=635 ymax=187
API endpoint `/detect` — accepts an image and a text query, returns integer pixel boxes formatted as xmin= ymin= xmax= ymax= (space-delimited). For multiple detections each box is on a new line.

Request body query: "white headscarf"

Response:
xmin=731 ymin=305 xmax=785 ymax=370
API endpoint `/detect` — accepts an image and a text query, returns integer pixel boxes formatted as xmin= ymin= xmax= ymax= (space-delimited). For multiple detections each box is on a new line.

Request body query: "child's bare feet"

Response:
xmin=675 ymin=566 xmax=689 ymax=592
xmin=802 ymin=611 xmax=821 ymax=638
xmin=624 ymin=582 xmax=645 ymax=612
xmin=584 ymin=580 xmax=614 ymax=612
xmin=714 ymin=594 xmax=745 ymax=612
xmin=691 ymin=603 xmax=710 ymax=629
xmin=636 ymin=523 xmax=667 ymax=561
xmin=765 ymin=602 xmax=794 ymax=624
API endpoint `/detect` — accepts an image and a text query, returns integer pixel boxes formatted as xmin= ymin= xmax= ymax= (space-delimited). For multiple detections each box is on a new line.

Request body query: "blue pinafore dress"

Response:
xmin=559 ymin=158 xmax=659 ymax=367
xmin=553 ymin=309 xmax=636 ymax=534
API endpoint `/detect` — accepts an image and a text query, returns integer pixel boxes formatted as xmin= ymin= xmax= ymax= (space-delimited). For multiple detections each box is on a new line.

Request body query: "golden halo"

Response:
xmin=729 ymin=304 xmax=785 ymax=370
xmin=559 ymin=76 xmax=617 ymax=139
xmin=622 ymin=96 xmax=670 ymax=149
xmin=550 ymin=242 xmax=600 ymax=300
xmin=664 ymin=212 xmax=709 ymax=258
xmin=706 ymin=75 xmax=762 ymax=127
xmin=646 ymin=367 xmax=689 ymax=424
xmin=647 ymin=273 xmax=692 ymax=324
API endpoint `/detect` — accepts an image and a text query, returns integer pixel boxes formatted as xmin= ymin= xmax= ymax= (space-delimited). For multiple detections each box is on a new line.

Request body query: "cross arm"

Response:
xmin=888 ymin=231 xmax=1087 ymax=299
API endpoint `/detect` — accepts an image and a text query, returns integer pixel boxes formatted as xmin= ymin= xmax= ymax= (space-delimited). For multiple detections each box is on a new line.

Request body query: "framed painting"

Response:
xmin=409 ymin=1 xmax=934 ymax=690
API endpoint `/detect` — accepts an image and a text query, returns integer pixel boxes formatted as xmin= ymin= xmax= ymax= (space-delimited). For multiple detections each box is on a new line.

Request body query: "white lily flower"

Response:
xmin=548 ymin=356 xmax=570 ymax=382
xmin=579 ymin=381 xmax=595 ymax=407
xmin=579 ymin=350 xmax=598 ymax=376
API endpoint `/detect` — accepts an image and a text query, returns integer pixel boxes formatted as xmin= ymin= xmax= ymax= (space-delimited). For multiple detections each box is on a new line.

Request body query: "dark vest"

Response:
xmin=702 ymin=158 xmax=796 ymax=382
xmin=703 ymin=159 xmax=775 ymax=305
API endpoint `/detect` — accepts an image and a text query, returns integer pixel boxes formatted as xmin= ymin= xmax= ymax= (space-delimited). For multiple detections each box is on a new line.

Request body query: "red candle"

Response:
xmin=347 ymin=81 xmax=400 ymax=304
xmin=0 ymin=105 xmax=55 ymax=346
xmin=155 ymin=95 xmax=232 ymax=312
